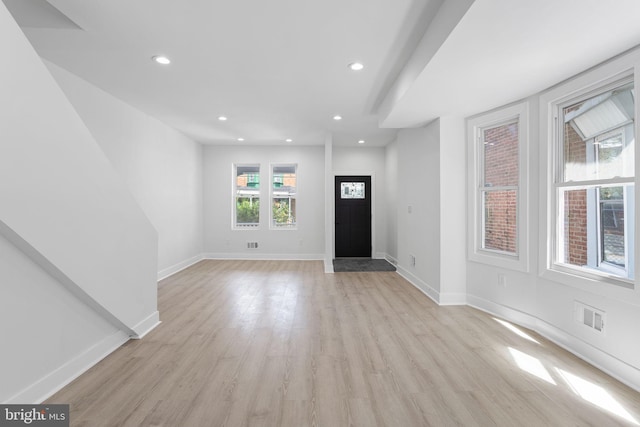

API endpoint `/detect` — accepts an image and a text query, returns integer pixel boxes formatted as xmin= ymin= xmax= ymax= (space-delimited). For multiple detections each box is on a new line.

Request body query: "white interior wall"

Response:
xmin=0 ymin=233 xmax=128 ymax=403
xmin=332 ymin=146 xmax=387 ymax=258
xmin=45 ymin=62 xmax=204 ymax=279
xmin=396 ymin=123 xmax=441 ymax=299
xmin=385 ymin=140 xmax=399 ymax=262
xmin=0 ymin=1 xmax=158 ymax=402
xmin=438 ymin=116 xmax=467 ymax=303
xmin=203 ymin=145 xmax=325 ymax=258
xmin=324 ymin=136 xmax=334 ymax=271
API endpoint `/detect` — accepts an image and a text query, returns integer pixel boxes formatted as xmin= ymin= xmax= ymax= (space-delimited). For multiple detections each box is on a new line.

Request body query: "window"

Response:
xmin=554 ymin=79 xmax=635 ymax=283
xmin=481 ymin=120 xmax=519 ymax=255
xmin=340 ymin=182 xmax=365 ymax=199
xmin=468 ymin=102 xmax=528 ymax=271
xmin=271 ymin=164 xmax=296 ymax=228
xmin=234 ymin=164 xmax=260 ymax=228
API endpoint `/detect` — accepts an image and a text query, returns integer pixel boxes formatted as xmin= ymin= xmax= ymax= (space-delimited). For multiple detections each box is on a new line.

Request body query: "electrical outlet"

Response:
xmin=410 ymin=254 xmax=416 ymax=267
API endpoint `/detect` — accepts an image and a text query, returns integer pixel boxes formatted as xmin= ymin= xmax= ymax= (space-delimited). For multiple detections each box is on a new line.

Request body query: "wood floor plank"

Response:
xmin=45 ymin=260 xmax=640 ymax=426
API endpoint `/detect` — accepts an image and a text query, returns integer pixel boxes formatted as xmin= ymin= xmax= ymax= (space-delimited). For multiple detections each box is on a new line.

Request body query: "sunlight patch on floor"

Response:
xmin=493 ymin=317 xmax=540 ymax=344
xmin=556 ymin=368 xmax=639 ymax=425
xmin=508 ymin=347 xmax=556 ymax=385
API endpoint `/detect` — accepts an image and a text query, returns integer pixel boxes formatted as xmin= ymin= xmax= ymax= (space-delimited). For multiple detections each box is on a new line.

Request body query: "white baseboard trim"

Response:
xmin=466 ymin=294 xmax=539 ymax=330
xmin=384 ymin=254 xmax=398 ymax=266
xmin=157 ymin=254 xmax=204 ymax=281
xmin=203 ymin=252 xmax=325 ymax=261
xmin=7 ymin=329 xmax=130 ymax=404
xmin=129 ymin=311 xmax=161 ymax=339
xmin=396 ymin=266 xmax=440 ymax=305
xmin=439 ymin=292 xmax=467 ymax=306
xmin=467 ymin=294 xmax=640 ymax=393
xmin=324 ymin=257 xmax=334 ymax=273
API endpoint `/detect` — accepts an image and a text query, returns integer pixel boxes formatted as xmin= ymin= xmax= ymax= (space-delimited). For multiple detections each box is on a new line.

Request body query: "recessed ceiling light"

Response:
xmin=237 ymin=138 xmax=244 ymax=142
xmin=285 ymin=138 xmax=293 ymax=142
xmin=348 ymin=62 xmax=364 ymax=71
xmin=218 ymin=116 xmax=228 ymax=121
xmin=333 ymin=115 xmax=342 ymax=121
xmin=358 ymin=140 xmax=365 ymax=144
xmin=152 ymin=55 xmax=171 ymax=65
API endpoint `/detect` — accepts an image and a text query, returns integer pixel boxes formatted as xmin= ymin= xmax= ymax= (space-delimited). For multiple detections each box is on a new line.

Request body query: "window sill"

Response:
xmin=468 ymin=249 xmax=529 ymax=273
xmin=233 ymin=226 xmax=260 ymax=231
xmin=541 ymin=263 xmax=634 ymax=290
xmin=270 ymin=226 xmax=298 ymax=231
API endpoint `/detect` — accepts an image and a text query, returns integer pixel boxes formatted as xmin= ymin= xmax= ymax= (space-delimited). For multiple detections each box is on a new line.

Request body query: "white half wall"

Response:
xmin=203 ymin=145 xmax=325 ymax=258
xmin=45 ymin=62 xmax=204 ymax=279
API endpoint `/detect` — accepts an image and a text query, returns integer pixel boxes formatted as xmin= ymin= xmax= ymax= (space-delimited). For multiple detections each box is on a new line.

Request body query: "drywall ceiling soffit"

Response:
xmin=1 ymin=0 xmax=81 ymax=29
xmin=379 ymin=0 xmax=640 ymax=129
xmin=4 ymin=0 xmax=442 ymax=147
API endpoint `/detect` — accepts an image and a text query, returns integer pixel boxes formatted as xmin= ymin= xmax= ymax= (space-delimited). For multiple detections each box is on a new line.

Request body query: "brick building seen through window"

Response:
xmin=482 ymin=121 xmax=519 ymax=254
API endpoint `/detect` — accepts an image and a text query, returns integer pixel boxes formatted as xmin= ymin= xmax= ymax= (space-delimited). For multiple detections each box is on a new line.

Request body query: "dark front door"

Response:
xmin=335 ymin=176 xmax=372 ymax=257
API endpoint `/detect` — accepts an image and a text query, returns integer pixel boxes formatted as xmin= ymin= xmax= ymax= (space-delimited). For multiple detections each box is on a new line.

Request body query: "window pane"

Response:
xmin=600 ymin=187 xmax=625 ymax=267
xmin=483 ymin=121 xmax=519 ymax=187
xmin=559 ymin=185 xmax=633 ymax=277
xmin=341 ymin=182 xmax=365 ymax=199
xmin=236 ymin=197 xmax=260 ymax=226
xmin=562 ymin=83 xmax=634 ymax=182
xmin=236 ymin=165 xmax=259 ymax=227
xmin=561 ymin=188 xmax=588 ymax=266
xmin=272 ymin=165 xmax=296 ymax=227
xmin=483 ymin=190 xmax=517 ymax=253
xmin=272 ymin=198 xmax=296 ymax=226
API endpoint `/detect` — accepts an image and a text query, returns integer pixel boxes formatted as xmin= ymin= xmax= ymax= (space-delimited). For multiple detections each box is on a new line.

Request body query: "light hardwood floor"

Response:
xmin=48 ymin=260 xmax=640 ymax=426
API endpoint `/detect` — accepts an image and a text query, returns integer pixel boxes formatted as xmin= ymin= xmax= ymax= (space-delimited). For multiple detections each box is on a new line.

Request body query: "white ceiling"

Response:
xmin=3 ymin=0 xmax=441 ymax=147
xmin=5 ymin=0 xmax=640 ymax=146
xmin=380 ymin=0 xmax=640 ymax=128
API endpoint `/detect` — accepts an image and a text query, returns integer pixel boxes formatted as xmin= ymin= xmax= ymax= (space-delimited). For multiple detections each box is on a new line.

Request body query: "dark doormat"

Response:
xmin=333 ymin=258 xmax=396 ymax=272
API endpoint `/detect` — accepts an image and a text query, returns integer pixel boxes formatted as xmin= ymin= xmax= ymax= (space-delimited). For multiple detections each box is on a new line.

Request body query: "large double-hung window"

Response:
xmin=554 ymin=78 xmax=635 ymax=284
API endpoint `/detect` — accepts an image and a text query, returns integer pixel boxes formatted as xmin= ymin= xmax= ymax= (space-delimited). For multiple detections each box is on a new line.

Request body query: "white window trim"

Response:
xmin=270 ymin=163 xmax=298 ymax=230
xmin=539 ymin=51 xmax=640 ymax=290
xmin=467 ymin=101 xmax=529 ymax=272
xmin=232 ymin=163 xmax=262 ymax=230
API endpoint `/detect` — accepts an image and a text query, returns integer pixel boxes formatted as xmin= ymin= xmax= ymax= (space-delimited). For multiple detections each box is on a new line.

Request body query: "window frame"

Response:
xmin=270 ymin=163 xmax=298 ymax=230
xmin=467 ymin=101 xmax=529 ymax=272
xmin=232 ymin=163 xmax=261 ymax=230
xmin=539 ymin=54 xmax=640 ymax=291
xmin=551 ymin=77 xmax=635 ymax=287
